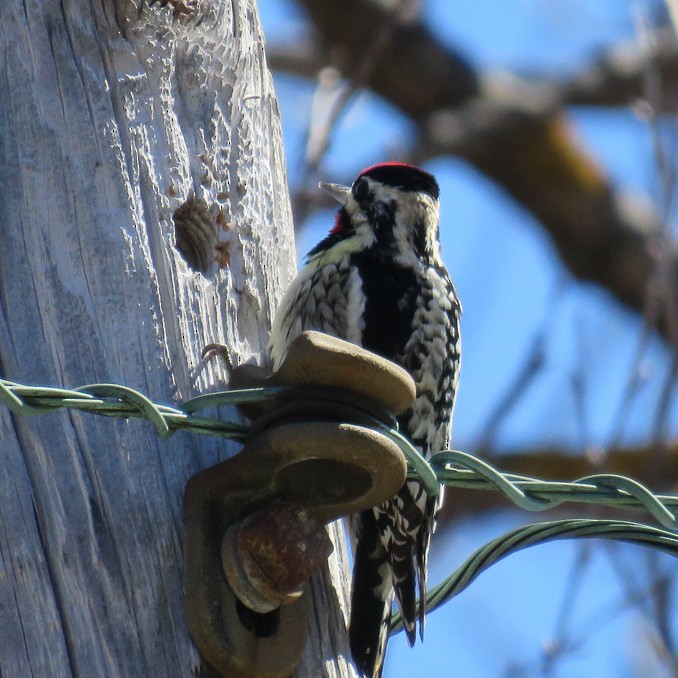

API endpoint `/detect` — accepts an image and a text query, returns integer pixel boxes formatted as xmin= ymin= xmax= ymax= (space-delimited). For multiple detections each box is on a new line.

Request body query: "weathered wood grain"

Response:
xmin=0 ymin=1 xmax=355 ymax=675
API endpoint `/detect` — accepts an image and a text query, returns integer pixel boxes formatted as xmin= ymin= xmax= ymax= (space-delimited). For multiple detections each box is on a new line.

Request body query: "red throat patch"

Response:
xmin=330 ymin=210 xmax=349 ymax=235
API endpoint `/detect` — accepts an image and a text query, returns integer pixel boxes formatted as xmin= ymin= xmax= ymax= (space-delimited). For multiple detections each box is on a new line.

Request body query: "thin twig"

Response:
xmin=476 ymin=282 xmax=565 ymax=456
xmin=292 ymin=0 xmax=422 ymax=227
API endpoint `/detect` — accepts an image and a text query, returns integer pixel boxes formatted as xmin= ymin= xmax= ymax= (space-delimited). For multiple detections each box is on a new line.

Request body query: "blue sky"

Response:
xmin=258 ymin=1 xmax=678 ymax=675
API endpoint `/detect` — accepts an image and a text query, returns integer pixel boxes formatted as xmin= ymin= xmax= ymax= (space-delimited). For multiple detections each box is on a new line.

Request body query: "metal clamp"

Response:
xmin=184 ymin=331 xmax=415 ymax=677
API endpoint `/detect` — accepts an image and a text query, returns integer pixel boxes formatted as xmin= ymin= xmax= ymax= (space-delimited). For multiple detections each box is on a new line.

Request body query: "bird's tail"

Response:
xmin=349 ymin=482 xmax=440 ymax=675
xmin=349 ymin=510 xmax=394 ymax=678
xmin=415 ymin=490 xmax=443 ymax=639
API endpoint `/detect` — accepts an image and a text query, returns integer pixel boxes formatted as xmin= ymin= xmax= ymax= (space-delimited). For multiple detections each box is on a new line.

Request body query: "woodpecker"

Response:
xmin=269 ymin=163 xmax=461 ymax=677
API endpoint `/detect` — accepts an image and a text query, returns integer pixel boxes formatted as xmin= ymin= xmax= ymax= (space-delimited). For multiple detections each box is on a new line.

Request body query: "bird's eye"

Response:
xmin=353 ymin=179 xmax=369 ymax=203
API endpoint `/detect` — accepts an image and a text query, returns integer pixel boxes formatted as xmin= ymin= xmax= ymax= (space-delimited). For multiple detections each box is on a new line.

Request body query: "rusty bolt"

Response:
xmin=221 ymin=499 xmax=333 ymax=613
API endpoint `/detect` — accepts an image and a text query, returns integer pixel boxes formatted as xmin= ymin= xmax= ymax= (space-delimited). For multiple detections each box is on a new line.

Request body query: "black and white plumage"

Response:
xmin=269 ymin=163 xmax=461 ymax=677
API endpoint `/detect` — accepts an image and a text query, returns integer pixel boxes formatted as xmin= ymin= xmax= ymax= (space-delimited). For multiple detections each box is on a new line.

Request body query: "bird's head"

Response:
xmin=308 ymin=163 xmax=441 ymax=265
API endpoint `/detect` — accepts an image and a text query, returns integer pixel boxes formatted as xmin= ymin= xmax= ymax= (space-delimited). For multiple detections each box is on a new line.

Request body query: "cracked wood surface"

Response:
xmin=0 ymin=1 xmax=355 ymax=675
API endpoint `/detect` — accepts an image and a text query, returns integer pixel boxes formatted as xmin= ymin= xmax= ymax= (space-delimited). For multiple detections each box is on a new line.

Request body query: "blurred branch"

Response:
xmin=475 ymin=285 xmax=564 ymax=456
xmin=424 ymin=111 xmax=677 ymax=343
xmin=511 ymin=569 xmax=678 ymax=676
xmin=277 ymin=0 xmax=678 ymax=344
xmin=268 ymin=41 xmax=326 ymax=79
xmin=269 ymin=26 xmax=678 ymax=111
xmin=562 ymin=27 xmax=678 ymax=109
xmin=287 ymin=0 xmax=479 ymax=117
xmin=439 ymin=441 xmax=678 ymax=524
xmin=301 ymin=0 xmax=415 ymax=184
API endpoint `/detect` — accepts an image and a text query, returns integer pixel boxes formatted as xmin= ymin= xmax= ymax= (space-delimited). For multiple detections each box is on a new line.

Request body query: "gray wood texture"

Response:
xmin=0 ymin=1 xmax=356 ymax=675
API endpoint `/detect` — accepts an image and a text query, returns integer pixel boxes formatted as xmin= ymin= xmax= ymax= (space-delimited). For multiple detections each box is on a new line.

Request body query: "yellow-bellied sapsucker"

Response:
xmin=269 ymin=163 xmax=461 ymax=677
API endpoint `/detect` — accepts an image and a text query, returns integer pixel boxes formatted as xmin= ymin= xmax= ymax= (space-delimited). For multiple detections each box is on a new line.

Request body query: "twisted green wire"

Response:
xmin=0 ymin=378 xmax=267 ymax=441
xmin=3 ymin=375 xmax=678 ymax=638
xmin=427 ymin=450 xmax=678 ymax=530
xmin=2 ymin=377 xmax=678 ymax=529
xmin=389 ymin=518 xmax=678 ymax=635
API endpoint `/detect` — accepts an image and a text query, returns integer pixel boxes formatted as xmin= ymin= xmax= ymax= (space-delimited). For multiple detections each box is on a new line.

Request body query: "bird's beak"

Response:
xmin=318 ymin=181 xmax=351 ymax=205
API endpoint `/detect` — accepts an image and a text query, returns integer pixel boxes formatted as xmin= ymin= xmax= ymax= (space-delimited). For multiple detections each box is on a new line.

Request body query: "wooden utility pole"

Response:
xmin=0 ymin=1 xmax=355 ymax=675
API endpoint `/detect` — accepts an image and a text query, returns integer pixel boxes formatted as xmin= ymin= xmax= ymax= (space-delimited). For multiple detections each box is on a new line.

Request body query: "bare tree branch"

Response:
xmin=292 ymin=0 xmax=479 ymax=117
xmin=562 ymin=27 xmax=678 ymax=109
xmin=280 ymin=0 xmax=678 ymax=344
xmin=268 ymin=26 xmax=678 ymax=112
